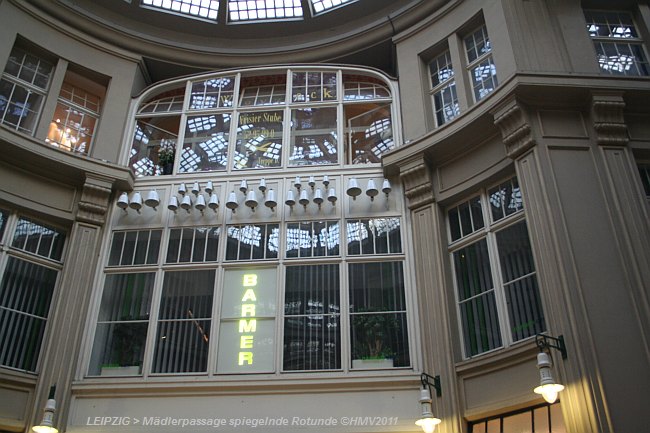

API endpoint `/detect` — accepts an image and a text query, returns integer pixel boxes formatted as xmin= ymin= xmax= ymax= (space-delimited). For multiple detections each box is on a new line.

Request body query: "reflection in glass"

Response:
xmin=347 ymin=218 xmax=401 ymax=255
xmin=234 ymin=111 xmax=283 ymax=169
xmin=225 ymin=224 xmax=279 ymax=260
xmin=289 ymin=107 xmax=337 ymax=165
xmin=189 ymin=77 xmax=235 ymax=110
xmin=488 ymin=177 xmax=523 ymax=222
xmin=180 ymin=114 xmax=230 ymax=172
xmin=12 ymin=217 xmax=65 ymax=261
xmin=291 ymin=71 xmax=337 ymax=103
xmin=345 ymin=103 xmax=393 ymax=164
xmin=129 ymin=117 xmax=180 ymax=177
xmin=286 ymin=221 xmax=340 ymax=258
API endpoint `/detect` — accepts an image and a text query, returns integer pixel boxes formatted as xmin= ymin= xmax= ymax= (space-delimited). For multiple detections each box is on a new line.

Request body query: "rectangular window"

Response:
xmin=108 ymin=230 xmax=161 ymax=266
xmin=584 ymin=10 xmax=650 ymax=76
xmin=152 ymin=270 xmax=215 ymax=373
xmin=225 ymin=224 xmax=280 ymax=260
xmin=346 ymin=218 xmax=402 ymax=255
xmin=345 ymin=102 xmax=393 ymax=164
xmin=464 ymin=25 xmax=498 ymax=101
xmin=45 ymin=69 xmax=106 ymax=155
xmin=129 ymin=116 xmax=181 ymax=177
xmin=289 ymin=107 xmax=338 ymax=166
xmin=284 ymin=264 xmax=341 ymax=371
xmin=166 ymin=227 xmax=219 ymax=263
xmin=180 ymin=114 xmax=230 ymax=172
xmin=349 ymin=262 xmax=409 ymax=369
xmin=286 ymin=221 xmax=340 ymax=258
xmin=240 ymin=85 xmax=286 ymax=106
xmin=0 ymin=44 xmax=54 ymax=134
xmin=469 ymin=403 xmax=565 ymax=433
xmin=0 ymin=213 xmax=64 ymax=373
xmin=449 ymin=177 xmax=545 ymax=357
xmin=233 ymin=110 xmax=283 ymax=169
xmin=189 ymin=77 xmax=235 ymax=110
xmin=89 ymin=273 xmax=155 ymax=376
xmin=291 ymin=71 xmax=337 ymax=103
xmin=429 ymin=50 xmax=460 ymax=126
xmin=639 ymin=163 xmax=650 ymax=198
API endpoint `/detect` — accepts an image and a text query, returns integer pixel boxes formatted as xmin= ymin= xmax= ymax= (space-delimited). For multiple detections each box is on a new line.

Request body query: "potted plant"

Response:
xmin=351 ymin=310 xmax=398 ymax=369
xmin=100 ymin=324 xmax=144 ymax=376
xmin=157 ymin=141 xmax=175 ymax=175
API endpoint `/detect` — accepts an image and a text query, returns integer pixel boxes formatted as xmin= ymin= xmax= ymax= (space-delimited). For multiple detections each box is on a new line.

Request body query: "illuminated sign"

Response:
xmin=217 ymin=269 xmax=276 ymax=373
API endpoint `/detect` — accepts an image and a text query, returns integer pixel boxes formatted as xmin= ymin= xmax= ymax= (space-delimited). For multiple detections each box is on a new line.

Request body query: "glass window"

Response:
xmin=152 ymin=270 xmax=215 ymax=373
xmin=180 ymin=114 xmax=230 ymax=173
xmin=138 ymin=86 xmax=185 ymax=114
xmin=346 ymin=218 xmax=402 ymax=255
xmin=141 ymin=0 xmax=219 ymax=21
xmin=345 ymin=102 xmax=393 ymax=164
xmin=166 ymin=227 xmax=219 ymax=263
xmin=291 ymin=72 xmax=337 ymax=103
xmin=284 ymin=264 xmax=340 ymax=371
xmin=45 ymin=69 xmax=106 ymax=155
xmin=584 ymin=10 xmax=650 ymax=76
xmin=225 ymin=224 xmax=280 ymax=260
xmin=343 ymin=81 xmax=390 ymax=101
xmin=233 ymin=110 xmax=283 ymax=169
xmin=89 ymin=273 xmax=155 ymax=376
xmin=429 ymin=50 xmax=460 ymax=126
xmin=228 ymin=0 xmax=303 ymax=22
xmin=0 ymin=44 xmax=53 ymax=134
xmin=0 ymin=257 xmax=58 ymax=372
xmin=240 ymin=85 xmax=286 ymax=106
xmin=638 ymin=163 xmax=650 ymax=198
xmin=108 ymin=230 xmax=161 ymax=266
xmin=0 ymin=209 xmax=7 ymax=241
xmin=311 ymin=0 xmax=356 ymax=15
xmin=289 ymin=107 xmax=338 ymax=166
xmin=189 ymin=77 xmax=235 ymax=110
xmin=469 ymin=403 xmax=565 ymax=433
xmin=464 ymin=25 xmax=498 ymax=101
xmin=12 ymin=217 xmax=66 ymax=261
xmin=448 ymin=177 xmax=545 ymax=357
xmin=129 ymin=116 xmax=181 ymax=177
xmin=286 ymin=221 xmax=340 ymax=258
xmin=349 ymin=262 xmax=409 ymax=368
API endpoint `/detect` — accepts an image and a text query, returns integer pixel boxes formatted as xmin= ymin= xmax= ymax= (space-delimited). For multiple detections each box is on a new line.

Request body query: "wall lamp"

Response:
xmin=533 ymin=334 xmax=567 ymax=404
xmin=33 ymin=385 xmax=58 ymax=433
xmin=415 ymin=373 xmax=442 ymax=433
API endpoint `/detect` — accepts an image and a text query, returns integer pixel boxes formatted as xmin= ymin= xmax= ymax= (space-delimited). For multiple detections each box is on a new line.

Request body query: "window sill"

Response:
xmin=454 ymin=337 xmax=537 ymax=377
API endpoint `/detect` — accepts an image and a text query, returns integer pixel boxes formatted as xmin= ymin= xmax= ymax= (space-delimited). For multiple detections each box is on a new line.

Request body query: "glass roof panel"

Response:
xmin=141 ymin=0 xmax=219 ymax=21
xmin=311 ymin=0 xmax=356 ymax=15
xmin=228 ymin=0 xmax=303 ymax=22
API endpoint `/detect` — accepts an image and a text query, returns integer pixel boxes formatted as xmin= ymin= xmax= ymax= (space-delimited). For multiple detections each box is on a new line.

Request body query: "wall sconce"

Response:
xmin=239 ymin=180 xmax=248 ymax=195
xmin=129 ymin=192 xmax=143 ymax=213
xmin=313 ymin=188 xmax=324 ymax=209
xmin=245 ymin=190 xmax=258 ymax=212
xmin=533 ymin=334 xmax=567 ymax=404
xmin=117 ymin=192 xmax=129 ymax=211
xmin=382 ymin=179 xmax=392 ymax=197
xmin=299 ymin=189 xmax=310 ymax=210
xmin=205 ymin=181 xmax=214 ymax=195
xmin=346 ymin=178 xmax=362 ymax=200
xmin=415 ymin=373 xmax=442 ymax=433
xmin=208 ymin=193 xmax=219 ymax=212
xmin=366 ymin=179 xmax=379 ymax=201
xmin=195 ymin=194 xmax=206 ymax=214
xmin=180 ymin=195 xmax=192 ymax=213
xmin=144 ymin=190 xmax=160 ymax=210
xmin=265 ymin=189 xmax=277 ymax=211
xmin=167 ymin=196 xmax=179 ymax=213
xmin=327 ymin=188 xmax=337 ymax=206
xmin=33 ymin=385 xmax=58 ymax=433
xmin=226 ymin=191 xmax=239 ymax=213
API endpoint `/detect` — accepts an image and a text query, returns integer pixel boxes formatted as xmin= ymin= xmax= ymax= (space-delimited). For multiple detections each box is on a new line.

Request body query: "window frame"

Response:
xmin=427 ymin=48 xmax=460 ymax=127
xmin=463 ymin=24 xmax=499 ymax=103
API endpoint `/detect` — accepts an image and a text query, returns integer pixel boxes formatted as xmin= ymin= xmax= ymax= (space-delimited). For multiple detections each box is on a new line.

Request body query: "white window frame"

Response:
xmin=428 ymin=49 xmax=460 ymax=127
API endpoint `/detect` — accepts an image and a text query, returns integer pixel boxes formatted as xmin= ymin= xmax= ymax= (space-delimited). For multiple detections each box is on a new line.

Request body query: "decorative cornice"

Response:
xmin=399 ymin=157 xmax=434 ymax=209
xmin=492 ymin=97 xmax=536 ymax=160
xmin=76 ymin=175 xmax=112 ymax=225
xmin=591 ymin=92 xmax=628 ymax=147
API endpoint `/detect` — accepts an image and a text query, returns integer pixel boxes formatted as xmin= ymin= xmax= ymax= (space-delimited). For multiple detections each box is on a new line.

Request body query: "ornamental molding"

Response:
xmin=492 ymin=97 xmax=535 ymax=160
xmin=591 ymin=92 xmax=628 ymax=147
xmin=77 ymin=175 xmax=112 ymax=225
xmin=399 ymin=157 xmax=434 ymax=209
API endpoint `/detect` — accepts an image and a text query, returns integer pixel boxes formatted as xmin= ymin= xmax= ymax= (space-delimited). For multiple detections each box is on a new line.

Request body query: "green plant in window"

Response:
xmin=352 ymin=310 xmax=398 ymax=360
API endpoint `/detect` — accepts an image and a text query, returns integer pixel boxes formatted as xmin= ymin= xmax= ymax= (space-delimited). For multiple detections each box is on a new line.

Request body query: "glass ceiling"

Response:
xmin=141 ymin=0 xmax=358 ymax=23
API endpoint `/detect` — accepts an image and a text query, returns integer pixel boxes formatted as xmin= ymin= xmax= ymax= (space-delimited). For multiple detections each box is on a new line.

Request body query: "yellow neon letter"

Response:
xmin=243 ymin=274 xmax=257 ymax=287
xmin=241 ymin=304 xmax=256 ymax=317
xmin=238 ymin=352 xmax=253 ymax=365
xmin=239 ymin=319 xmax=257 ymax=333
xmin=242 ymin=289 xmax=257 ymax=302
xmin=240 ymin=335 xmax=254 ymax=349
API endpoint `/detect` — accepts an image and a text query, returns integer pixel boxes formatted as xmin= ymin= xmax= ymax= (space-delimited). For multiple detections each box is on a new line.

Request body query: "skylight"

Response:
xmin=228 ymin=0 xmax=302 ymax=22
xmin=141 ymin=0 xmax=219 ymax=21
xmin=310 ymin=0 xmax=355 ymax=14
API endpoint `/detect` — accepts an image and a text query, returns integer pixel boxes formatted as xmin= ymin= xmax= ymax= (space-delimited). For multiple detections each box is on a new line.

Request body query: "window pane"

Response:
xmin=0 ymin=209 xmax=8 ymax=241
xmin=166 ymin=227 xmax=219 ymax=263
xmin=347 ymin=218 xmax=401 ymax=255
xmin=291 ymin=72 xmax=337 ymax=103
xmin=226 ymin=224 xmax=279 ymax=260
xmin=233 ymin=111 xmax=283 ymax=169
xmin=345 ymin=103 xmax=393 ymax=164
xmin=108 ymin=230 xmax=161 ymax=266
xmin=287 ymin=221 xmax=339 ymax=258
xmin=152 ymin=270 xmax=215 ymax=373
xmin=349 ymin=262 xmax=409 ymax=368
xmin=189 ymin=77 xmax=235 ymax=110
xmin=180 ymin=114 xmax=230 ymax=172
xmin=12 ymin=218 xmax=65 ymax=261
xmin=502 ymin=410 xmax=531 ymax=432
xmin=489 ymin=177 xmax=523 ymax=222
xmin=0 ymin=257 xmax=58 ymax=371
xmin=0 ymin=78 xmax=46 ymax=134
xmin=470 ymin=57 xmax=498 ymax=101
xmin=289 ymin=107 xmax=338 ymax=166
xmin=89 ymin=273 xmax=155 ymax=376
xmin=129 ymin=117 xmax=180 ymax=177
xmin=284 ymin=264 xmax=340 ymax=370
